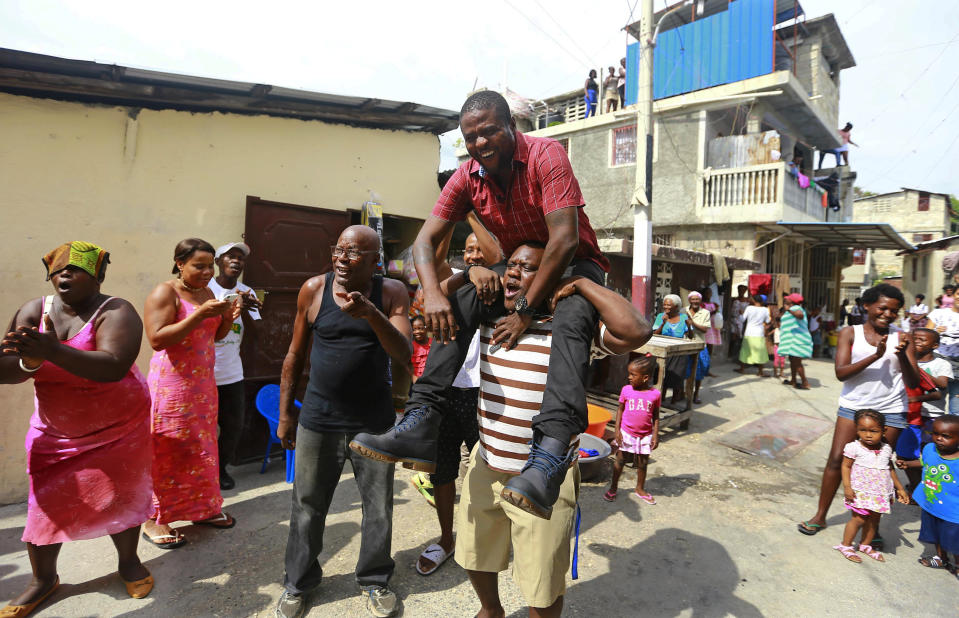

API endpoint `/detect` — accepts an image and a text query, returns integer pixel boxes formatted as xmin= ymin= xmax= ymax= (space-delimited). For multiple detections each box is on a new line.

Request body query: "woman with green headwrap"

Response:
xmin=0 ymin=241 xmax=155 ymax=615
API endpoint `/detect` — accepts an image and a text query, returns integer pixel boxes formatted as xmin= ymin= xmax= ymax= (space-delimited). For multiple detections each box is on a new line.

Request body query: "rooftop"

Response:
xmin=0 ymin=48 xmax=459 ymax=133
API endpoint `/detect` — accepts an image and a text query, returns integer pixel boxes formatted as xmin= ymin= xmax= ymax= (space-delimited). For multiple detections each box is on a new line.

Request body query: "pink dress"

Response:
xmin=24 ymin=297 xmax=153 ymax=545
xmin=148 ymin=295 xmax=223 ymax=524
xmin=843 ymin=440 xmax=895 ymax=514
xmin=703 ymin=302 xmax=722 ymax=346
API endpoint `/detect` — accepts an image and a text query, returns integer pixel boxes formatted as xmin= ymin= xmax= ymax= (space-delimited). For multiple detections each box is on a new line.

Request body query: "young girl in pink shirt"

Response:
xmin=604 ymin=357 xmax=661 ymax=504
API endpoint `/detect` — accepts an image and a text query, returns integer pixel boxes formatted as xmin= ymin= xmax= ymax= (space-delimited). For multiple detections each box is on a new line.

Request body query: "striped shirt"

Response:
xmin=477 ymin=320 xmax=611 ymax=473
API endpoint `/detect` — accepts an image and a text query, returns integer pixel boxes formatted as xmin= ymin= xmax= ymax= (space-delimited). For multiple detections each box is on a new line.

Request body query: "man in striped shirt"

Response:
xmin=447 ymin=241 xmax=650 ymax=616
xmin=350 ymin=90 xmax=613 ymax=519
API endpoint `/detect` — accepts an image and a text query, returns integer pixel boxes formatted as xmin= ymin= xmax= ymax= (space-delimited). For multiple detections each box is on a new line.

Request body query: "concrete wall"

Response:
xmin=0 ymin=92 xmax=441 ymax=503
xmin=841 ymin=190 xmax=952 ymax=284
xmin=901 ymin=251 xmax=945 ymax=305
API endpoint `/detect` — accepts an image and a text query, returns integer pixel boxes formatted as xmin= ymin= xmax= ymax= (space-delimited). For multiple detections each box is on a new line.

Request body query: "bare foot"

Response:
xmin=476 ymin=607 xmax=506 ymax=618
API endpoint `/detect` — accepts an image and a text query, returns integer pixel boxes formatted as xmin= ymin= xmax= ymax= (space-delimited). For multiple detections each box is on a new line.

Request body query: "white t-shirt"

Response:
xmin=208 ymin=279 xmax=261 ymax=385
xmin=919 ymin=356 xmax=954 ymax=418
xmin=451 ymin=267 xmax=482 ymax=389
xmin=910 ymin=303 xmax=929 ymax=315
xmin=928 ymin=308 xmax=959 ymax=358
xmin=742 ymin=305 xmax=770 ymax=337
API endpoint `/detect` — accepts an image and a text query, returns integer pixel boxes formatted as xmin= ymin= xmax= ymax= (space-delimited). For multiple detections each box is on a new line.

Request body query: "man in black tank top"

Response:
xmin=273 ymin=226 xmax=411 ymax=618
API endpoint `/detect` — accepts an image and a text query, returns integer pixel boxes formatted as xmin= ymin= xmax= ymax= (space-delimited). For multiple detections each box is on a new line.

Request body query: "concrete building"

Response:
xmin=519 ymin=3 xmax=913 ymax=318
xmin=0 ymin=48 xmax=457 ymax=503
xmin=841 ymin=188 xmax=956 ymax=299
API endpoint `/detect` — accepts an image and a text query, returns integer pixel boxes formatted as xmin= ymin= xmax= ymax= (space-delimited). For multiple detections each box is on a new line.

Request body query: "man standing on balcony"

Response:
xmin=349 ymin=90 xmax=611 ymax=521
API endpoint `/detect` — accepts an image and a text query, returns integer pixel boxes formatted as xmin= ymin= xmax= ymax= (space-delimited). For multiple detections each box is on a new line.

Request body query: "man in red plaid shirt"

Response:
xmin=351 ymin=90 xmax=610 ymax=519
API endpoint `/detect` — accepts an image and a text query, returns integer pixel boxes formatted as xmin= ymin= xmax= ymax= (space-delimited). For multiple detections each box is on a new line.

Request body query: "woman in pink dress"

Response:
xmin=142 ymin=238 xmax=239 ymax=548
xmin=0 ymin=241 xmax=154 ymax=616
xmin=701 ymin=287 xmax=722 ymax=378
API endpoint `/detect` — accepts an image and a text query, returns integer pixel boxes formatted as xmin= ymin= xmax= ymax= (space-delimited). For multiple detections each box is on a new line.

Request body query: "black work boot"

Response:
xmin=500 ymin=434 xmax=577 ymax=520
xmin=349 ymin=406 xmax=441 ymax=472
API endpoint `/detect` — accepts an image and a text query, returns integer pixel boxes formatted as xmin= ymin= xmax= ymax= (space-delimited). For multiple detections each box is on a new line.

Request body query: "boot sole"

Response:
xmin=500 ymin=486 xmax=552 ymax=520
xmin=348 ymin=441 xmax=437 ymax=473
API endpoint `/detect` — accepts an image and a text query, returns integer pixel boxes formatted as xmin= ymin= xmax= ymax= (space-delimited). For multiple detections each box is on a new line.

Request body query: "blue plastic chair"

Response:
xmin=254 ymin=384 xmax=300 ymax=483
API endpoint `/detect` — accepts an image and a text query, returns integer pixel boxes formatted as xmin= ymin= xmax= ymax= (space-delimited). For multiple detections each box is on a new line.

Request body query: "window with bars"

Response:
xmin=556 ymin=137 xmax=570 ymax=154
xmin=611 ymin=125 xmax=636 ymax=166
xmin=652 ymin=233 xmax=673 ymax=246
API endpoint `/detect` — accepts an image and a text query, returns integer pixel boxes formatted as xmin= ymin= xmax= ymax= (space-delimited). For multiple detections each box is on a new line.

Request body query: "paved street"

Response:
xmin=1 ymin=357 xmax=956 ymax=617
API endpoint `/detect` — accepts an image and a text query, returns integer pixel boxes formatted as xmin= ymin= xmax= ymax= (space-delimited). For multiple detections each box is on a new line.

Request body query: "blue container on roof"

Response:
xmin=625 ymin=0 xmax=775 ymax=105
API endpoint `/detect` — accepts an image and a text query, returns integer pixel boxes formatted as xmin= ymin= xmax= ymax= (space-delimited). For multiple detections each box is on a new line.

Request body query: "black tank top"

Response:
xmin=299 ymin=272 xmax=393 ymax=433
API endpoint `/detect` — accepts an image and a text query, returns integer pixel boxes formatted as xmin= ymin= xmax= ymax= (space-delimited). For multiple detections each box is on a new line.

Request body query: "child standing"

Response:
xmin=605 ymin=357 xmax=661 ymax=505
xmin=835 ymin=409 xmax=910 ymax=563
xmin=770 ymin=313 xmax=785 ymax=379
xmin=896 ymin=328 xmax=954 ymax=493
xmin=905 ymin=415 xmax=959 ymax=571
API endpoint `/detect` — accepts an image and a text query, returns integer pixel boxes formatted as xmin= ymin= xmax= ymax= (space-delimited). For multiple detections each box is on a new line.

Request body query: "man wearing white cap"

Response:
xmin=209 ymin=242 xmax=262 ymax=489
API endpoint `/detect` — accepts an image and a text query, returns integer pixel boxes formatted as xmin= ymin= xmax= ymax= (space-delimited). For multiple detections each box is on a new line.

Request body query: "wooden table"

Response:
xmin=636 ymin=335 xmax=705 ymax=430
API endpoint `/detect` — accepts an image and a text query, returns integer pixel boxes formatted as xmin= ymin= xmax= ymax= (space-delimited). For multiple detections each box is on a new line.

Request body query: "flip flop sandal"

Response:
xmin=415 ymin=543 xmax=453 ymax=576
xmin=192 ymin=512 xmax=236 ymax=529
xmin=603 ymin=489 xmax=617 ymax=502
xmin=918 ymin=555 xmax=954 ymax=570
xmin=141 ymin=530 xmax=187 ymax=549
xmin=797 ymin=521 xmax=825 ymax=536
xmin=795 ymin=384 xmax=811 ymax=390
xmin=857 ymin=544 xmax=884 ymax=562
xmin=0 ymin=576 xmax=59 ymax=617
xmin=833 ymin=544 xmax=862 ymax=563
xmin=635 ymin=492 xmax=656 ymax=505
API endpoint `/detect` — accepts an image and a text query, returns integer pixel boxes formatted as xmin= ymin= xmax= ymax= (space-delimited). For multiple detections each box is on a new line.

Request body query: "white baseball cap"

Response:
xmin=215 ymin=242 xmax=251 ymax=259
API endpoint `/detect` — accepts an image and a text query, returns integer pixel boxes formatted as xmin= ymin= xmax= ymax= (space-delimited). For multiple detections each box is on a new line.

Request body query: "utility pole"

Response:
xmin=630 ymin=0 xmax=655 ymax=317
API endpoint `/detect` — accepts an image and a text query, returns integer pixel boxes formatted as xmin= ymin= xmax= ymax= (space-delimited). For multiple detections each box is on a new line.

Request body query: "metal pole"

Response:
xmin=631 ymin=0 xmax=655 ymax=316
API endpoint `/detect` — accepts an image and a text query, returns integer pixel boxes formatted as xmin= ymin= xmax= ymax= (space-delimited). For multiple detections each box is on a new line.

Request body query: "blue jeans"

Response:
xmin=283 ymin=426 xmax=395 ymax=594
xmin=949 ymin=379 xmax=959 ymax=414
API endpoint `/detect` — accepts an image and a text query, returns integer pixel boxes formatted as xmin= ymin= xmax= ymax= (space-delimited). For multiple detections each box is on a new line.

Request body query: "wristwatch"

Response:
xmin=514 ymin=295 xmax=535 ymax=316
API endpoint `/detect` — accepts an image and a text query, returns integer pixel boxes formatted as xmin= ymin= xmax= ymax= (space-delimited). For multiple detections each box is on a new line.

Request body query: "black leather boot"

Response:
xmin=500 ymin=434 xmax=577 ymax=520
xmin=349 ymin=406 xmax=441 ymax=473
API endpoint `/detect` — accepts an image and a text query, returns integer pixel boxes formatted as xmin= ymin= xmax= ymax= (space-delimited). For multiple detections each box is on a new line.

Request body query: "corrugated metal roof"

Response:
xmin=768 ymin=221 xmax=914 ymax=251
xmin=0 ymin=48 xmax=459 ymax=134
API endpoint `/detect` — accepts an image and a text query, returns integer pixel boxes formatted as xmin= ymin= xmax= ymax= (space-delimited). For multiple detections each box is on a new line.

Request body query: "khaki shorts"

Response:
xmin=455 ymin=443 xmax=580 ymax=608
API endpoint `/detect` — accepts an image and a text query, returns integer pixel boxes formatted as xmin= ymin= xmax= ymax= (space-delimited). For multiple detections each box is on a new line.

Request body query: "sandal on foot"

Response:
xmin=192 ymin=512 xmax=235 ymax=529
xmin=918 ymin=555 xmax=954 ymax=570
xmin=141 ymin=530 xmax=187 ymax=549
xmin=857 ymin=544 xmax=884 ymax=562
xmin=833 ymin=544 xmax=862 ymax=563
xmin=635 ymin=492 xmax=656 ymax=505
xmin=122 ymin=573 xmax=154 ymax=599
xmin=603 ymin=489 xmax=617 ymax=502
xmin=797 ymin=521 xmax=825 ymax=536
xmin=415 ymin=543 xmax=452 ymax=576
xmin=0 ymin=576 xmax=59 ymax=618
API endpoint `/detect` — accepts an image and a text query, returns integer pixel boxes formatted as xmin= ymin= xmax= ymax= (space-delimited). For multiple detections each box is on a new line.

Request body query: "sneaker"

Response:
xmin=274 ymin=590 xmax=307 ymax=618
xmin=500 ymin=434 xmax=576 ymax=520
xmin=349 ymin=406 xmax=441 ymax=472
xmin=219 ymin=469 xmax=236 ymax=491
xmin=411 ymin=472 xmax=436 ymax=507
xmin=365 ymin=586 xmax=399 ymax=617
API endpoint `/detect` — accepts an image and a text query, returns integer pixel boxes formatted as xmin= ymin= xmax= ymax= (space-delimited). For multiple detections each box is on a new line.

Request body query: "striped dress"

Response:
xmin=778 ymin=306 xmax=813 ymax=359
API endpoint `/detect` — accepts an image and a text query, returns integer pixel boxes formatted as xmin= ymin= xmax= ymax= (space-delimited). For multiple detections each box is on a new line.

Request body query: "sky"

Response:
xmin=1 ymin=0 xmax=957 ymax=196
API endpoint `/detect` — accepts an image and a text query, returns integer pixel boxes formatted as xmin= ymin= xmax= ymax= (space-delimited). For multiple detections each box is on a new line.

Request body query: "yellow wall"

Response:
xmin=0 ymin=92 xmax=441 ymax=503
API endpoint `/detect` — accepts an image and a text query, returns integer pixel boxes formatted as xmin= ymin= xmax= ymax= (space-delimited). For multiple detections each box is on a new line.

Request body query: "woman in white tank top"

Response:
xmin=798 ymin=284 xmax=918 ymax=542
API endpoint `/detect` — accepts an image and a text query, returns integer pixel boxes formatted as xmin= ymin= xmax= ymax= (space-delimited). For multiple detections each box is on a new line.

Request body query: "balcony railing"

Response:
xmin=700 ymin=162 xmax=828 ymax=223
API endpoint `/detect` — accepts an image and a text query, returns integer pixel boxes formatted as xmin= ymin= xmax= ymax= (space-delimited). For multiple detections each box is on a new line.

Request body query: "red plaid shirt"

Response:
xmin=432 ymin=132 xmax=609 ymax=271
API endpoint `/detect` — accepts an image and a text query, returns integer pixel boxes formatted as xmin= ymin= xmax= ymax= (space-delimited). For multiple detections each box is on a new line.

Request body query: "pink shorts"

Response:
xmin=619 ymin=432 xmax=652 ymax=455
xmin=773 ymin=345 xmax=786 ymax=368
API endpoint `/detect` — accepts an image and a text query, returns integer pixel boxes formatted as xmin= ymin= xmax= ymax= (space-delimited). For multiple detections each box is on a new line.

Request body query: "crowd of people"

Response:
xmin=2 ymin=89 xmax=957 ymax=617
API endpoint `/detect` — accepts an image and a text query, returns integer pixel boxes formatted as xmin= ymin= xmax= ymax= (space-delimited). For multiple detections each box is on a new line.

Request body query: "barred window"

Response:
xmin=611 ymin=125 xmax=636 ymax=166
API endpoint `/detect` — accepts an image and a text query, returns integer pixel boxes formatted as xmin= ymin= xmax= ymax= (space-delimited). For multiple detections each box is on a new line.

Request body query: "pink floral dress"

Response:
xmin=148 ymin=295 xmax=223 ymax=524
xmin=703 ymin=302 xmax=722 ymax=346
xmin=843 ymin=440 xmax=895 ymax=514
xmin=24 ymin=297 xmax=153 ymax=545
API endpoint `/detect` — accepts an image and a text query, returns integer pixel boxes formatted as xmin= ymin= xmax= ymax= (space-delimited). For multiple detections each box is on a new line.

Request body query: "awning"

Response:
xmin=762 ymin=222 xmax=914 ymax=251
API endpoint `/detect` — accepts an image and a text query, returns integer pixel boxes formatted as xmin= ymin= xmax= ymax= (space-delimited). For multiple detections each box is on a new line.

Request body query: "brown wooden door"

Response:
xmin=233 ymin=196 xmax=350 ymax=464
